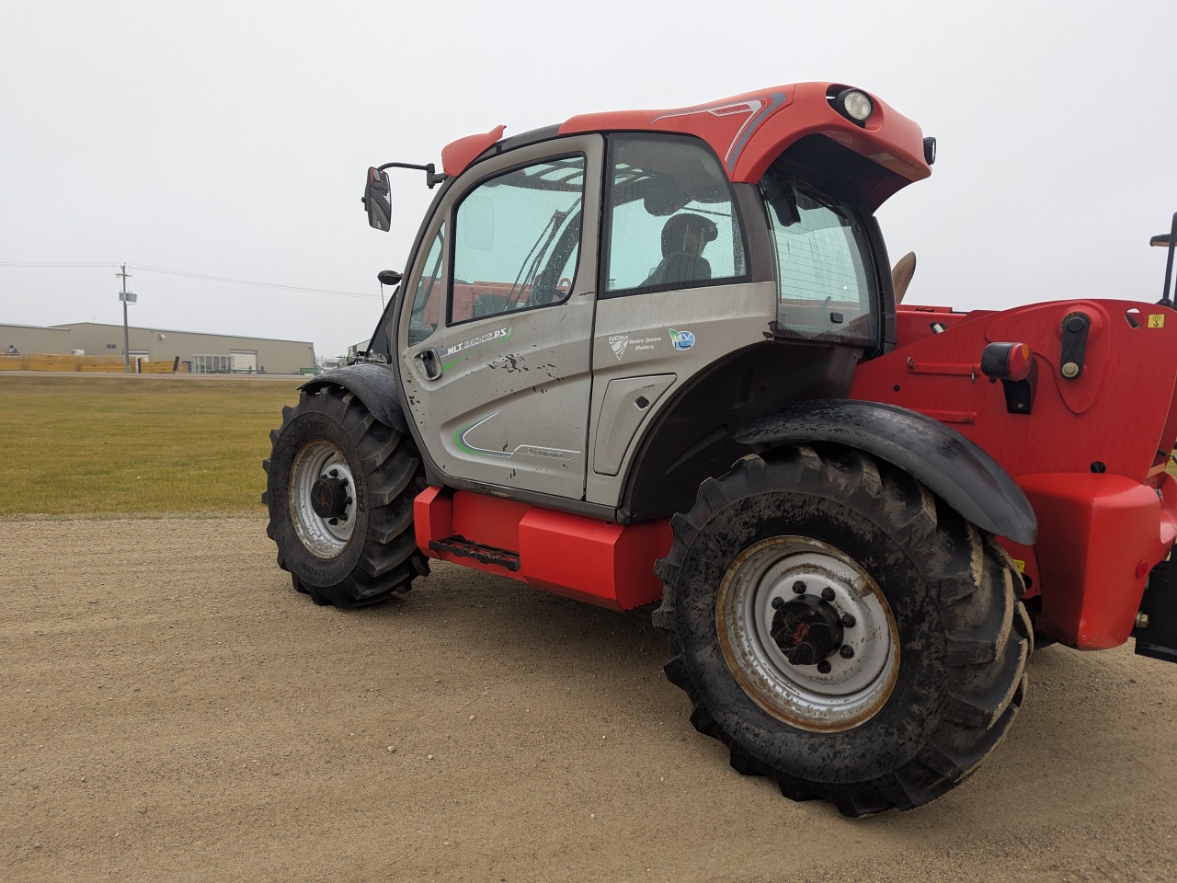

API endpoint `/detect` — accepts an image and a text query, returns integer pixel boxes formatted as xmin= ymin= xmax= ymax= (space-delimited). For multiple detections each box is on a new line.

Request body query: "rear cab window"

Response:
xmin=760 ymin=168 xmax=876 ymax=346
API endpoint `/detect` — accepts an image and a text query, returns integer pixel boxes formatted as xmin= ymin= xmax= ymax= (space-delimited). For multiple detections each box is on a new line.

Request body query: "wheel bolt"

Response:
xmin=792 ymin=581 xmax=807 ymax=594
xmin=328 ymin=517 xmax=339 ymax=526
xmin=340 ymin=477 xmax=349 ymax=488
xmin=841 ymin=613 xmax=856 ymax=628
xmin=345 ymin=497 xmax=353 ymax=506
xmin=771 ymin=597 xmax=784 ymax=609
xmin=817 ymin=660 xmax=832 ymax=674
xmin=820 ymin=587 xmax=835 ymax=602
xmin=840 ymin=645 xmax=855 ymax=659
xmin=328 ymin=469 xmax=339 ymax=478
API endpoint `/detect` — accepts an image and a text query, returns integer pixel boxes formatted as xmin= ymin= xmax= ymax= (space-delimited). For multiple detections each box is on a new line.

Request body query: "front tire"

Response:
xmin=263 ymin=386 xmax=429 ymax=607
xmin=654 ymin=445 xmax=1031 ymax=817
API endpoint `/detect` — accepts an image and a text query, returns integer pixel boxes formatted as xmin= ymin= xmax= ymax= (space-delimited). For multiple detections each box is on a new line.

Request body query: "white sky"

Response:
xmin=3 ymin=0 xmax=1176 ymax=358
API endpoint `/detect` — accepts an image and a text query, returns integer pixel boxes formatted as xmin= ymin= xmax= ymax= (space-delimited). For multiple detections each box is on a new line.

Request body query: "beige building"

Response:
xmin=0 ymin=321 xmax=316 ymax=375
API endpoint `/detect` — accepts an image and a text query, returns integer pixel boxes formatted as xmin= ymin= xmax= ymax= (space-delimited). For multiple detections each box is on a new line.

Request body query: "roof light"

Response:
xmin=833 ymin=89 xmax=873 ymax=125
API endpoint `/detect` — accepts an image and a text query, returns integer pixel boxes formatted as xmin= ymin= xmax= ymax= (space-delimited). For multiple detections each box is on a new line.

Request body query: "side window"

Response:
xmin=761 ymin=171 xmax=876 ymax=346
xmin=450 ymin=156 xmax=585 ymax=324
xmin=604 ymin=134 xmax=746 ymax=296
xmin=408 ymin=223 xmax=444 ymax=346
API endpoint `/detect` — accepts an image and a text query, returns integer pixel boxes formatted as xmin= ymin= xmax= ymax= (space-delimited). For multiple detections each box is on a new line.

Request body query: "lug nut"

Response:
xmin=771 ymin=597 xmax=784 ymax=609
xmin=817 ymin=661 xmax=832 ymax=674
xmin=340 ymin=477 xmax=349 ymax=488
xmin=328 ymin=517 xmax=339 ymax=526
xmin=821 ymin=587 xmax=835 ymax=602
xmin=345 ymin=497 xmax=353 ymax=506
xmin=792 ymin=581 xmax=807 ymax=594
xmin=840 ymin=645 xmax=855 ymax=659
xmin=329 ymin=469 xmax=339 ymax=478
xmin=841 ymin=613 xmax=856 ymax=628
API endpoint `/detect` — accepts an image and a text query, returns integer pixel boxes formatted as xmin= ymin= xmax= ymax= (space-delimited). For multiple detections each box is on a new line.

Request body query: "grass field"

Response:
xmin=0 ymin=374 xmax=302 ymax=516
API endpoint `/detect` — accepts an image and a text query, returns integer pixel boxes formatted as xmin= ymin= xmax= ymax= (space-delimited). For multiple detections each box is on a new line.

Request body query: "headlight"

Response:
xmin=833 ymin=88 xmax=873 ymax=125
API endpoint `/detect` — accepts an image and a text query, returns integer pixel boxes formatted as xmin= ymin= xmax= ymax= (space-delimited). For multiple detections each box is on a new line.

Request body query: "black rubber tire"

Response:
xmin=653 ymin=444 xmax=1031 ymax=817
xmin=262 ymin=385 xmax=429 ymax=608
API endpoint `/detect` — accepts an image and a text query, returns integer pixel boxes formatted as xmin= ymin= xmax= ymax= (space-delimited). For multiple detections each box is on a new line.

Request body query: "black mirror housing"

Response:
xmin=364 ymin=167 xmax=392 ymax=231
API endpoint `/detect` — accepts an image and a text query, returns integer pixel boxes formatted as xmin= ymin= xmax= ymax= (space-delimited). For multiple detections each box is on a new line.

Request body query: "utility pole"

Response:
xmin=116 ymin=264 xmax=137 ymax=373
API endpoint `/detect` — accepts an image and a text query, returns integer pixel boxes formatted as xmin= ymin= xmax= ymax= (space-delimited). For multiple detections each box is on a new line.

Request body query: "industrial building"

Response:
xmin=0 ymin=321 xmax=316 ymax=375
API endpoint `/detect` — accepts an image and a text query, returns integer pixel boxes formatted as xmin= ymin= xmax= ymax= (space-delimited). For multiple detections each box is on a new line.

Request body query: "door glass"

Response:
xmin=451 ymin=156 xmax=585 ymax=323
xmin=408 ymin=223 xmax=445 ymax=346
xmin=604 ymin=135 xmax=746 ymax=295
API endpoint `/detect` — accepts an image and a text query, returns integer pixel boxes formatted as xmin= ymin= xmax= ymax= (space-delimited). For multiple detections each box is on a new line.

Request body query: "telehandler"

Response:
xmin=264 ymin=83 xmax=1177 ymax=816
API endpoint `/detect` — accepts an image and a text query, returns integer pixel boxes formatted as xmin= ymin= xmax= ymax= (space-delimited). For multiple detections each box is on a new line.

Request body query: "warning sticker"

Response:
xmin=1149 ymin=314 xmax=1166 ymax=328
xmin=1011 ymin=558 xmax=1026 ymax=573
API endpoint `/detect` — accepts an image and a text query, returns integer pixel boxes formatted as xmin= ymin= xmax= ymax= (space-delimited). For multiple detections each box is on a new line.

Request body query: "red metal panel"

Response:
xmin=518 ymin=509 xmax=670 ymax=610
xmin=413 ymin=488 xmax=671 ymax=611
xmin=1019 ymin=474 xmax=1163 ymax=649
xmin=852 ymin=300 xmax=1177 ymax=481
xmin=413 ymin=485 xmax=451 ymax=551
xmin=452 ymin=492 xmax=528 ymax=551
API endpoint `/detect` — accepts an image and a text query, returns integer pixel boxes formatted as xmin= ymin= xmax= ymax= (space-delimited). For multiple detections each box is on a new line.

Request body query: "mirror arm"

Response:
xmin=1159 ymin=212 xmax=1177 ymax=309
xmin=377 ymin=161 xmax=448 ymax=190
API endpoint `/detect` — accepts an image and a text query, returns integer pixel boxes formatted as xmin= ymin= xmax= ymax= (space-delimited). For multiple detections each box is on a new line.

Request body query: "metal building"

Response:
xmin=0 ymin=321 xmax=316 ymax=374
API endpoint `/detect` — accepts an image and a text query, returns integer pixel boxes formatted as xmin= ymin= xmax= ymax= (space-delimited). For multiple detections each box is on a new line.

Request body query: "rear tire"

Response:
xmin=654 ymin=445 xmax=1031 ymax=817
xmin=263 ymin=386 xmax=429 ymax=608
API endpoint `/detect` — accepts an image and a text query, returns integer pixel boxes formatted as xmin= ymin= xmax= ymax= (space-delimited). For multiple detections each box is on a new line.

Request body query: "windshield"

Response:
xmin=761 ymin=169 xmax=876 ymax=347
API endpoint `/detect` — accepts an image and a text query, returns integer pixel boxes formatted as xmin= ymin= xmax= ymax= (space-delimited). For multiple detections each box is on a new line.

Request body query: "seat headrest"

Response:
xmin=661 ymin=213 xmax=719 ymax=257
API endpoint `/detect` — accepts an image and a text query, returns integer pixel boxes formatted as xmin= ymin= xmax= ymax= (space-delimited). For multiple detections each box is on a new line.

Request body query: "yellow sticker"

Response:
xmin=1149 ymin=314 xmax=1166 ymax=328
xmin=1011 ymin=558 xmax=1026 ymax=573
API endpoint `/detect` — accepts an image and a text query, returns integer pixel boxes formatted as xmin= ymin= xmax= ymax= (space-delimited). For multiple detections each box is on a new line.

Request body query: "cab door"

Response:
xmin=398 ymin=135 xmax=603 ymax=501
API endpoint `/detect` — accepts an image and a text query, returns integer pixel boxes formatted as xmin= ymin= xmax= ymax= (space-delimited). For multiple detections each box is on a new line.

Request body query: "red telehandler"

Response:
xmin=264 ymin=82 xmax=1177 ymax=815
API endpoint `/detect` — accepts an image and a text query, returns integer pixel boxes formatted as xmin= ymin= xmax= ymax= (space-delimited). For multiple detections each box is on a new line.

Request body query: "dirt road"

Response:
xmin=3 ymin=518 xmax=1175 ymax=882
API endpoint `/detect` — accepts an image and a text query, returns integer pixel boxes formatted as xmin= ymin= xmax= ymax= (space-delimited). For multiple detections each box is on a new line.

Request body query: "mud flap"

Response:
xmin=1134 ymin=555 xmax=1177 ymax=664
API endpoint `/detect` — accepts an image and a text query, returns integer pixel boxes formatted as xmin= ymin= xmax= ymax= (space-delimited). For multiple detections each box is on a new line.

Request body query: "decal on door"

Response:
xmin=440 ymin=327 xmax=512 ymax=370
xmin=669 ymin=328 xmax=696 ymax=351
xmin=456 ymin=412 xmax=579 ymax=461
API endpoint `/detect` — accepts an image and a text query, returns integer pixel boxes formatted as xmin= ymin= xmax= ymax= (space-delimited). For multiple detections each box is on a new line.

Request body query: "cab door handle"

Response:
xmin=416 ymin=348 xmax=442 ymax=380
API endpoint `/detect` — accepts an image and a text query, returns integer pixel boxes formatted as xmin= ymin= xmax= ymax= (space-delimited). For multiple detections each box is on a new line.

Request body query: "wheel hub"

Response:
xmin=771 ymin=595 xmax=844 ymax=665
xmin=310 ymin=475 xmax=349 ymax=519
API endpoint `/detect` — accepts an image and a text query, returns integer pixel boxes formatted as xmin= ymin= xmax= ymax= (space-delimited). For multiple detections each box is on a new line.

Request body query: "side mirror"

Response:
xmin=363 ymin=167 xmax=392 ymax=231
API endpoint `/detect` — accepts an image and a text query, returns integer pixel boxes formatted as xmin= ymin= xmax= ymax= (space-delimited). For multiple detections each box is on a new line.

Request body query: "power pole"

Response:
xmin=116 ymin=264 xmax=136 ymax=373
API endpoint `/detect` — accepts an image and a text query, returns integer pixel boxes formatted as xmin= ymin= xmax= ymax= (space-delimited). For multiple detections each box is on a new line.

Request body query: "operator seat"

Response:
xmin=644 ymin=213 xmax=718 ymax=288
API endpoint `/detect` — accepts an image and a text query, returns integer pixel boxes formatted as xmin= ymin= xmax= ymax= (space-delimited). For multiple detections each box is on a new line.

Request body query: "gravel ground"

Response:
xmin=2 ymin=518 xmax=1175 ymax=882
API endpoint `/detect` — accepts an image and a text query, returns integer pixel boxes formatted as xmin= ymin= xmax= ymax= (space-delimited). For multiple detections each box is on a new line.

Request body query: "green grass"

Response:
xmin=0 ymin=375 xmax=303 ymax=516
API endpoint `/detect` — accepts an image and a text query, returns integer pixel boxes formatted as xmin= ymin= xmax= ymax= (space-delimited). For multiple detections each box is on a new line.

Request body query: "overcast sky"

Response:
xmin=4 ymin=0 xmax=1176 ymax=359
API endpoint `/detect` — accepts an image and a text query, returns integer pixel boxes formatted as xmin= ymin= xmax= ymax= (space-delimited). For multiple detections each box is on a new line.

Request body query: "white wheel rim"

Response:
xmin=289 ymin=440 xmax=357 ymax=558
xmin=716 ymin=536 xmax=900 ymax=732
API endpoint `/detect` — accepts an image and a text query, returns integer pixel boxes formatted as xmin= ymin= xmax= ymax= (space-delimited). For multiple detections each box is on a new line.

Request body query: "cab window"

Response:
xmin=603 ymin=134 xmax=747 ymax=296
xmin=407 ymin=223 xmax=444 ymax=346
xmin=450 ymin=156 xmax=585 ymax=324
xmin=761 ymin=169 xmax=876 ymax=346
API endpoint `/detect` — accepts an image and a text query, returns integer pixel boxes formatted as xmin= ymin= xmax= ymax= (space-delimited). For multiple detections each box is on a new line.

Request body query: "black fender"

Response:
xmin=300 ymin=362 xmax=410 ymax=435
xmin=734 ymin=400 xmax=1038 ymax=545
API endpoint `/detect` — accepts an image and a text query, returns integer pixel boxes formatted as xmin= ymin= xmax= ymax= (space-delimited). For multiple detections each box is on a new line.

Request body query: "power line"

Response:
xmin=0 ymin=261 xmax=381 ymax=300
xmin=0 ymin=261 xmax=115 ymax=268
